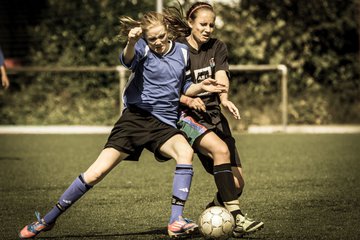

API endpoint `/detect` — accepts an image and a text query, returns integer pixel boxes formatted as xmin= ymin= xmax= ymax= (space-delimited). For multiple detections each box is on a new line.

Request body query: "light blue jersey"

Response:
xmin=119 ymin=38 xmax=192 ymax=127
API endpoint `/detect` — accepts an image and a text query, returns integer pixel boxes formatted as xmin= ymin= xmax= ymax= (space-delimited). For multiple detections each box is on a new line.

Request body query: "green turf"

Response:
xmin=1 ymin=134 xmax=359 ymax=239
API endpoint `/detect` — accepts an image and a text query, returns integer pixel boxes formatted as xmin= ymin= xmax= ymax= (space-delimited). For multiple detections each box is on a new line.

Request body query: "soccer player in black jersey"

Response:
xmin=175 ymin=2 xmax=264 ymax=237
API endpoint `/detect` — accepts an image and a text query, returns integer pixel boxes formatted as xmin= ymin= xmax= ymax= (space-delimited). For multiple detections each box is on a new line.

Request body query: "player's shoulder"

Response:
xmin=174 ymin=40 xmax=189 ymax=51
xmin=176 ymin=36 xmax=188 ymax=45
xmin=173 ymin=41 xmax=190 ymax=62
xmin=205 ymin=38 xmax=227 ymax=49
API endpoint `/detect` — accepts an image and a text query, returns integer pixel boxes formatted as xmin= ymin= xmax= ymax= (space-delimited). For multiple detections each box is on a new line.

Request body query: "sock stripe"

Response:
xmin=214 ymin=170 xmax=232 ymax=174
xmin=213 ymin=163 xmax=237 ymax=203
xmin=172 ymin=195 xmax=186 ymax=206
xmin=213 ymin=163 xmax=232 ymax=172
xmin=175 ymin=164 xmax=193 ymax=170
xmin=56 ymin=202 xmax=66 ymax=212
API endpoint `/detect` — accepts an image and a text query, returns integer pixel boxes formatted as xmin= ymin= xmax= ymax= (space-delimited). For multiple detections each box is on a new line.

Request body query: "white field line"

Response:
xmin=0 ymin=125 xmax=112 ymax=134
xmin=247 ymin=125 xmax=360 ymax=134
xmin=1 ymin=125 xmax=360 ymax=134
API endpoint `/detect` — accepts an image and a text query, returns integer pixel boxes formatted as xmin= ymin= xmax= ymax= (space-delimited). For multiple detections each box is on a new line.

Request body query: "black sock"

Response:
xmin=213 ymin=163 xmax=237 ymax=203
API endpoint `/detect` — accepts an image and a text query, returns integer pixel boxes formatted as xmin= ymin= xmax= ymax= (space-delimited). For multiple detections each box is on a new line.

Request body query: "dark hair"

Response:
xmin=163 ymin=5 xmax=191 ymax=39
xmin=186 ymin=2 xmax=214 ymax=21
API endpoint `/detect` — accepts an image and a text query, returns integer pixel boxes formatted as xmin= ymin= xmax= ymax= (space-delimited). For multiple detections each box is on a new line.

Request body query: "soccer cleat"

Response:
xmin=19 ymin=211 xmax=55 ymax=239
xmin=233 ymin=213 xmax=264 ymax=237
xmin=168 ymin=216 xmax=198 ymax=238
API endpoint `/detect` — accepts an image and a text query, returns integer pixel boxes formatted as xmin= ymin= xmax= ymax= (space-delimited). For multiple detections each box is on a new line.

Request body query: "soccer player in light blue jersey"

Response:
xmin=19 ymin=11 xmax=226 ymax=239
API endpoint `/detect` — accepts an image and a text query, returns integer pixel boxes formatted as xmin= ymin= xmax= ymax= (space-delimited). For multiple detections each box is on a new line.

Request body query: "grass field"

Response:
xmin=1 ymin=133 xmax=360 ymax=239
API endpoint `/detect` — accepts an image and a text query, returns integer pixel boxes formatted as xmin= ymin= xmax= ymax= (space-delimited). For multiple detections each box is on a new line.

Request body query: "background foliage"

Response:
xmin=1 ymin=0 xmax=359 ymax=127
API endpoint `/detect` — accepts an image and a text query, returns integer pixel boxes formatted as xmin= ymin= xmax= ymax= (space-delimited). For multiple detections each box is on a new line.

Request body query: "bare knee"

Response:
xmin=175 ymin=142 xmax=194 ymax=164
xmin=83 ymin=168 xmax=106 ymax=185
xmin=83 ymin=148 xmax=123 ymax=185
xmin=159 ymin=134 xmax=194 ymax=164
xmin=212 ymin=143 xmax=230 ymax=165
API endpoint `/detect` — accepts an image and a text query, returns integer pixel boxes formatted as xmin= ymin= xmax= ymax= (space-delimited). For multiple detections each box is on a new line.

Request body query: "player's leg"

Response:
xmin=195 ymin=132 xmax=242 ymax=214
xmin=83 ymin=147 xmax=126 ymax=185
xmin=232 ymin=165 xmax=244 ymax=197
xmin=216 ymin=117 xmax=264 ymax=236
xmin=19 ymin=148 xmax=127 ymax=239
xmin=158 ymin=134 xmax=198 ymax=238
xmin=178 ymin=114 xmax=241 ymax=213
xmin=177 ymin=114 xmax=263 ymax=236
xmin=217 ymin=116 xmax=245 ymax=196
xmin=196 ymin=132 xmax=263 ymax=237
xmin=207 ymin=143 xmax=245 ymax=207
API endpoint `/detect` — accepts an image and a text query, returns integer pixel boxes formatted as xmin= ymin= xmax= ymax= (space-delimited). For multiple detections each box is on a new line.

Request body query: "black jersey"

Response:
xmin=177 ymin=37 xmax=230 ymax=127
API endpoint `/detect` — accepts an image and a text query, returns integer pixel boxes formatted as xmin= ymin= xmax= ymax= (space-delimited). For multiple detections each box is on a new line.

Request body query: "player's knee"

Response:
xmin=83 ymin=169 xmax=105 ymax=185
xmin=175 ymin=143 xmax=194 ymax=164
xmin=212 ymin=143 xmax=230 ymax=163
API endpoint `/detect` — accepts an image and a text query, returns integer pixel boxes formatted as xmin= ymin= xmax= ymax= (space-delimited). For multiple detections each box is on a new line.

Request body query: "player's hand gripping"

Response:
xmin=200 ymin=78 xmax=227 ymax=94
xmin=187 ymin=97 xmax=206 ymax=112
xmin=221 ymin=100 xmax=241 ymax=120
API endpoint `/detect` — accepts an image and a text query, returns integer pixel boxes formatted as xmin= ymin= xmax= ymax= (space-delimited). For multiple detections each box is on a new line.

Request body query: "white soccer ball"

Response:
xmin=198 ymin=206 xmax=235 ymax=239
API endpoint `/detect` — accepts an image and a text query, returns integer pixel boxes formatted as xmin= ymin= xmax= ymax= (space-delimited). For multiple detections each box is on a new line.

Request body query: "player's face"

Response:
xmin=145 ymin=25 xmax=169 ymax=55
xmin=189 ymin=9 xmax=215 ymax=45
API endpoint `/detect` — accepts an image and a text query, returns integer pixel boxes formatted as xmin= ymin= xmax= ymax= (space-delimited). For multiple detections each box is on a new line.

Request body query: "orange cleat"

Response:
xmin=168 ymin=216 xmax=198 ymax=238
xmin=19 ymin=211 xmax=55 ymax=239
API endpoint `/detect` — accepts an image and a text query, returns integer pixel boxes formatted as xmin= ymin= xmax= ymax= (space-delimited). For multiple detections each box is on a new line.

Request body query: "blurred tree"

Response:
xmin=1 ymin=0 xmax=359 ymax=125
xmin=27 ymin=0 xmax=155 ymax=66
xmin=214 ymin=0 xmax=359 ymax=125
xmin=1 ymin=0 xmax=156 ymax=125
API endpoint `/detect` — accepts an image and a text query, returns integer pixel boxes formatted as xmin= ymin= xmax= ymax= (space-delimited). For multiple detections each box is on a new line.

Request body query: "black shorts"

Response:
xmin=196 ymin=113 xmax=242 ymax=174
xmin=104 ymin=106 xmax=184 ymax=161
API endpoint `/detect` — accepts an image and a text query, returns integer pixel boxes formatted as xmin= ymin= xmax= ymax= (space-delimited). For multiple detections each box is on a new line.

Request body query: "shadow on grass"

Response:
xmin=38 ymin=228 xmax=203 ymax=239
xmin=0 ymin=156 xmax=21 ymax=161
xmin=37 ymin=228 xmax=266 ymax=240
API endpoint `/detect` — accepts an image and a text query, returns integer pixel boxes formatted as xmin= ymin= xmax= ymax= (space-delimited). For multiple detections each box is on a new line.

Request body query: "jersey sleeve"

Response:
xmin=119 ymin=38 xmax=148 ymax=70
xmin=214 ymin=40 xmax=229 ymax=73
xmin=181 ymin=47 xmax=193 ymax=93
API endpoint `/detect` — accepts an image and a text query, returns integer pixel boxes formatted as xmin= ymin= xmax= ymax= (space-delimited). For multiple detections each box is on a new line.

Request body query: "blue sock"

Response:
xmin=43 ymin=174 xmax=92 ymax=224
xmin=169 ymin=164 xmax=193 ymax=224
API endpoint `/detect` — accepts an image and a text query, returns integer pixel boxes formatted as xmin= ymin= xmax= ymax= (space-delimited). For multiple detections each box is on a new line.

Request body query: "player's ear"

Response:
xmin=187 ymin=20 xmax=193 ymax=29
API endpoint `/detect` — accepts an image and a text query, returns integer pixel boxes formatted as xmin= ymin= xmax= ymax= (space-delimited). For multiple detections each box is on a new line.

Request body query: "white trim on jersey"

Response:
xmin=181 ymin=47 xmax=188 ymax=66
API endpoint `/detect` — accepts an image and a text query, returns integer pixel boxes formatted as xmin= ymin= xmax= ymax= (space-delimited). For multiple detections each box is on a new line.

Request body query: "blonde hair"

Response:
xmin=118 ymin=8 xmax=191 ymax=42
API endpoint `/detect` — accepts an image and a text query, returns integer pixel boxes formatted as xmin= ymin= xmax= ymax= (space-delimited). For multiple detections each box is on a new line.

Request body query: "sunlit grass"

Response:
xmin=1 ymin=134 xmax=359 ymax=239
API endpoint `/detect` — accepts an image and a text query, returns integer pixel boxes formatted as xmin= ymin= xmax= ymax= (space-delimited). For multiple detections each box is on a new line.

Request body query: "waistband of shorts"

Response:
xmin=126 ymin=105 xmax=151 ymax=116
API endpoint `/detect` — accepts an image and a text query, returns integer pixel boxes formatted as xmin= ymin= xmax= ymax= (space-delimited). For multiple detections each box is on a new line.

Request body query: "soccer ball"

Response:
xmin=198 ymin=206 xmax=235 ymax=239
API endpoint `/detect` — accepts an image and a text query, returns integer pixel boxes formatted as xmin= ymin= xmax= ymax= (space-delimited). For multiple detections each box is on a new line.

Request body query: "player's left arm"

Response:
xmin=185 ymin=78 xmax=227 ymax=96
xmin=216 ymin=70 xmax=240 ymax=120
xmin=122 ymin=27 xmax=142 ymax=65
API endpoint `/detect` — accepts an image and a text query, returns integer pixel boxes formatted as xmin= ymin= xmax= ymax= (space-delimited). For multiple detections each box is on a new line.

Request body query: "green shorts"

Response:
xmin=178 ymin=111 xmax=242 ymax=174
xmin=177 ymin=111 xmax=208 ymax=146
